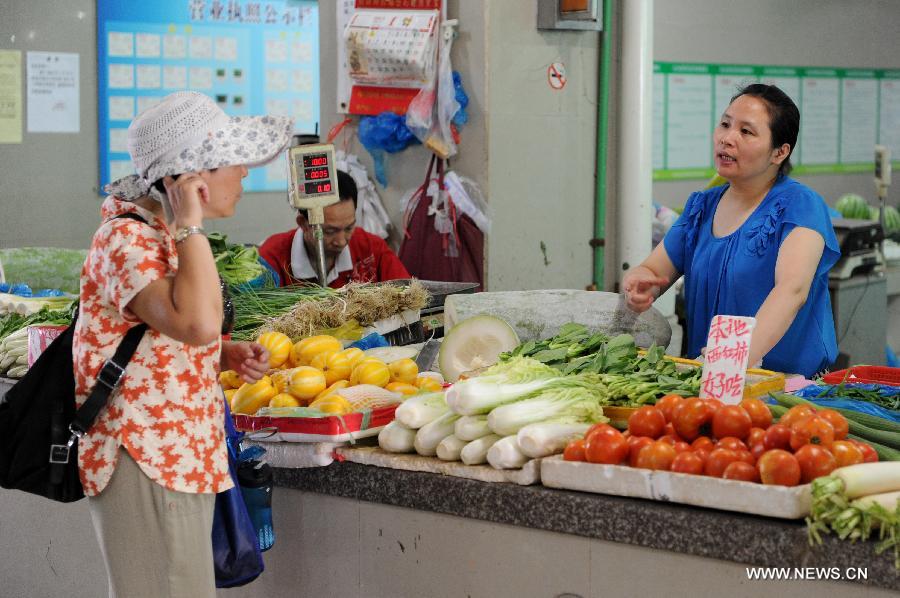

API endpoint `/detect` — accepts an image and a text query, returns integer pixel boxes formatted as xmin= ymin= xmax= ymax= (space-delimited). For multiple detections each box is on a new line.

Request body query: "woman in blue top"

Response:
xmin=623 ymin=84 xmax=839 ymax=377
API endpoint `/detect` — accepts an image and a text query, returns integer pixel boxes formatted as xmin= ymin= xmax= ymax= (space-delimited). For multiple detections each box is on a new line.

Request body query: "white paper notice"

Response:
xmin=163 ymin=35 xmax=187 ymax=59
xmin=163 ymin=66 xmax=187 ymax=90
xmin=108 ymin=64 xmax=134 ymax=89
xmin=26 ymin=51 xmax=79 ymax=133
xmin=293 ymin=70 xmax=313 ymax=93
xmin=189 ymin=67 xmax=213 ymax=90
xmin=137 ymin=96 xmax=162 ymax=115
xmin=293 ymin=98 xmax=313 ymax=121
xmin=265 ymin=39 xmax=288 ymax=63
xmin=714 ymin=75 xmax=756 ymax=121
xmin=109 ymin=128 xmax=128 ymax=153
xmin=189 ymin=36 xmax=213 ymax=60
xmin=699 ymin=315 xmax=756 ymax=405
xmin=880 ymin=79 xmax=900 ymax=160
xmin=214 ymin=37 xmax=238 ymax=61
xmin=652 ymin=73 xmax=665 ymax=170
xmin=800 ymin=78 xmax=839 ymax=165
xmin=666 ymin=74 xmax=712 ymax=170
xmin=135 ymin=33 xmax=161 ymax=58
xmin=0 ymin=49 xmax=23 ymax=144
xmin=108 ymin=32 xmax=134 ymax=57
xmin=136 ymin=65 xmax=162 ymax=89
xmin=266 ymin=69 xmax=289 ymax=93
xmin=292 ymin=41 xmax=313 ymax=64
xmin=266 ymin=98 xmax=289 ymax=117
xmin=108 ymin=96 xmax=134 ymax=120
xmin=761 ymin=76 xmax=801 ymax=159
xmin=840 ymin=77 xmax=878 ymax=164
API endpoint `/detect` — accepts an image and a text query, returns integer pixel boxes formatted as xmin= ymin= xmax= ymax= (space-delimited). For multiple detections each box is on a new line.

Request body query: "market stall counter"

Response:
xmin=241 ymin=454 xmax=899 ymax=597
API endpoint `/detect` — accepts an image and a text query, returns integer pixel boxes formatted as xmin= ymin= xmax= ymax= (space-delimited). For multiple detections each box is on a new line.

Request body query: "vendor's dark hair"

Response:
xmin=730 ymin=84 xmax=799 ymax=176
xmin=297 ymin=170 xmax=357 ymax=219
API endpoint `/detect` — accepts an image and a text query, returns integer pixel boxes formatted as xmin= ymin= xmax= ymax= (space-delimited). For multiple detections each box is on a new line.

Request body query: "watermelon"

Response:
xmin=835 ymin=194 xmax=872 ymax=220
xmin=885 ymin=206 xmax=900 ymax=234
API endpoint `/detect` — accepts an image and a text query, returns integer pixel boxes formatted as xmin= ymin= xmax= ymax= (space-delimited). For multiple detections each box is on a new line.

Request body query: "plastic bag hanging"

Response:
xmin=406 ymin=20 xmax=460 ymax=159
xmin=336 ymin=150 xmax=393 ymax=239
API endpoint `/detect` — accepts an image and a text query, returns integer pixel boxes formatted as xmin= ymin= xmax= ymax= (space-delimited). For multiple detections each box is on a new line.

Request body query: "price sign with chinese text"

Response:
xmin=699 ymin=315 xmax=756 ymax=405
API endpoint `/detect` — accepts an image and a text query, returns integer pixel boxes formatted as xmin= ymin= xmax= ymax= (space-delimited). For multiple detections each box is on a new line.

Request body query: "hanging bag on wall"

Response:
xmin=0 ymin=213 xmax=148 ymax=503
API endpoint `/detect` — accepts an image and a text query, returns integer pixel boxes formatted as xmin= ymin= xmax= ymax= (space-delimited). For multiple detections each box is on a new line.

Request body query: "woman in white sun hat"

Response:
xmin=72 ymin=91 xmax=293 ymax=597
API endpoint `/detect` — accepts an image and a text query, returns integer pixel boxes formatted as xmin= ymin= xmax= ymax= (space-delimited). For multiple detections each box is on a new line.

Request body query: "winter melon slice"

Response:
xmin=438 ymin=315 xmax=519 ymax=382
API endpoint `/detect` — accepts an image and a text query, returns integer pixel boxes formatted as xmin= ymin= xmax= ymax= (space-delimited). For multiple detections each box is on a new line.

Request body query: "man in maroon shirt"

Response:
xmin=259 ymin=170 xmax=410 ymax=287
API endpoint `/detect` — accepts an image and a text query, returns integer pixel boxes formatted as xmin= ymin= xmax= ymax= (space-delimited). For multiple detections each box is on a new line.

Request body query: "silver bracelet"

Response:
xmin=174 ymin=225 xmax=206 ymax=244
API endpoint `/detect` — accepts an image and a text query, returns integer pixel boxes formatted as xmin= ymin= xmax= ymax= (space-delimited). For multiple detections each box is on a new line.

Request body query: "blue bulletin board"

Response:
xmin=97 ymin=0 xmax=319 ymax=193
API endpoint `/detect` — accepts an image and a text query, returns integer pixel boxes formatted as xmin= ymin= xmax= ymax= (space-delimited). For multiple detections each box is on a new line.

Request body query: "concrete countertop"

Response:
xmin=275 ymin=460 xmax=899 ymax=591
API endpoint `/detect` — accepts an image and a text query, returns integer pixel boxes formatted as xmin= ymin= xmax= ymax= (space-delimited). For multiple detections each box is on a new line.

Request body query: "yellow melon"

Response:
xmin=310 ymin=350 xmax=353 ymax=386
xmin=415 ymin=376 xmax=443 ymax=392
xmin=290 ymin=335 xmax=343 ymax=367
xmin=309 ymin=394 xmax=353 ymax=415
xmin=231 ymin=376 xmax=277 ymax=415
xmin=269 ymin=368 xmax=293 ymax=394
xmin=286 ymin=366 xmax=327 ymax=400
xmin=314 ymin=380 xmax=350 ymax=402
xmin=224 ymin=388 xmax=238 ymax=407
xmin=350 ymin=360 xmax=391 ymax=387
xmin=339 ymin=347 xmax=366 ymax=369
xmin=269 ymin=393 xmax=301 ymax=408
xmin=255 ymin=331 xmax=293 ymax=368
xmin=388 ymin=358 xmax=419 ymax=384
xmin=384 ymin=381 xmax=420 ymax=396
xmin=218 ymin=369 xmax=243 ymax=390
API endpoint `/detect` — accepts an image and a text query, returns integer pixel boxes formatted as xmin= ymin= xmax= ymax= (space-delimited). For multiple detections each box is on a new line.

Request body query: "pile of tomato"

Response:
xmin=563 ymin=396 xmax=879 ymax=486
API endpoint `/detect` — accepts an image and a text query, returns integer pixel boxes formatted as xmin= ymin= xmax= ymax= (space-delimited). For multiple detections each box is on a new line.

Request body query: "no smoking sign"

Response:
xmin=547 ymin=62 xmax=566 ymax=90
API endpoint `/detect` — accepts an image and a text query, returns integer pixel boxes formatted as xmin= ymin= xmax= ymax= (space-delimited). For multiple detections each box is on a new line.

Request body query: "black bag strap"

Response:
xmin=71 ymin=211 xmax=150 ymax=436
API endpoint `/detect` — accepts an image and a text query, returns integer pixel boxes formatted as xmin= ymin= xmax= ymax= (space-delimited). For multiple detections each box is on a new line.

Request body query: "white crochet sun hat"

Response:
xmin=105 ymin=91 xmax=294 ymax=202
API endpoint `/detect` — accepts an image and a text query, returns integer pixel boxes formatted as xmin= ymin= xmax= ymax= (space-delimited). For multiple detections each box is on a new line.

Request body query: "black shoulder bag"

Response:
xmin=0 ymin=213 xmax=148 ymax=502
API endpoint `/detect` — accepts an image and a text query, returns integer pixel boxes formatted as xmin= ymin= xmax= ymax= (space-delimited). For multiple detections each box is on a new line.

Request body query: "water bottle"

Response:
xmin=237 ymin=460 xmax=275 ymax=551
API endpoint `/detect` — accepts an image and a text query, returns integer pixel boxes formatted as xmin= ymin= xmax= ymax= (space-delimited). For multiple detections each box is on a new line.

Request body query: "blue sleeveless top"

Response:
xmin=663 ymin=176 xmax=840 ymax=377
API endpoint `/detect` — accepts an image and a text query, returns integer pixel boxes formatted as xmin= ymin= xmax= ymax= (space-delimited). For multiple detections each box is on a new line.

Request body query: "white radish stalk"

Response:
xmin=460 ymin=434 xmax=502 ymax=466
xmin=831 ymin=462 xmax=900 ymax=499
xmin=516 ymin=422 xmax=592 ymax=459
xmin=413 ymin=412 xmax=460 ymax=457
xmin=395 ymin=392 xmax=448 ymax=429
xmin=487 ymin=435 xmax=529 ymax=470
xmin=454 ymin=415 xmax=492 ymax=441
xmin=378 ymin=421 xmax=416 ymax=453
xmin=436 ymin=435 xmax=467 ymax=461
xmin=850 ymin=490 xmax=900 ymax=511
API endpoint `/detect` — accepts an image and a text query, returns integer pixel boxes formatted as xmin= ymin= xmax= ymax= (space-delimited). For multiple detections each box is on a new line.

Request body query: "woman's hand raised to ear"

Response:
xmin=164 ymin=173 xmax=208 ymax=228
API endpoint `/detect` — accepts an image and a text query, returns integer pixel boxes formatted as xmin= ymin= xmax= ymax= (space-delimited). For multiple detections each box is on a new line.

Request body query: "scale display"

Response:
xmin=287 ymin=143 xmax=340 ymax=209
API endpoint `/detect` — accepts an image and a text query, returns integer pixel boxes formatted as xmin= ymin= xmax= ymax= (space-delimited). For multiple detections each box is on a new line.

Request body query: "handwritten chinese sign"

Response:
xmin=699 ymin=315 xmax=756 ymax=405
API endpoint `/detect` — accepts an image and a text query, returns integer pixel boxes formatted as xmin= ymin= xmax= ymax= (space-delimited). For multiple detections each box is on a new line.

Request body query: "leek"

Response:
xmin=487 ymin=387 xmax=607 ymax=437
xmin=395 ymin=392 xmax=448 ymax=429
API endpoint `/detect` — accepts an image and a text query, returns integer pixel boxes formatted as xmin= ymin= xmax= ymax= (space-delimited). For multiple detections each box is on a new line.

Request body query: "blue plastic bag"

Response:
xmin=213 ymin=400 xmax=265 ymax=588
xmin=791 ymin=384 xmax=900 ymax=423
xmin=349 ymin=332 xmax=390 ymax=350
xmin=359 ymin=112 xmax=420 ymax=186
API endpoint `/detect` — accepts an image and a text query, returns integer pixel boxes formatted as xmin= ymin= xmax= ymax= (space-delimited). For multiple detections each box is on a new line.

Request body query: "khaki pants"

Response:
xmin=87 ymin=449 xmax=216 ymax=598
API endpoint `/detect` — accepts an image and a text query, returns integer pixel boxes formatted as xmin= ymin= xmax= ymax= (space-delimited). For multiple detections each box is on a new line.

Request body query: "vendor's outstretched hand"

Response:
xmin=222 ymin=340 xmax=270 ymax=383
xmin=622 ymin=267 xmax=668 ymax=313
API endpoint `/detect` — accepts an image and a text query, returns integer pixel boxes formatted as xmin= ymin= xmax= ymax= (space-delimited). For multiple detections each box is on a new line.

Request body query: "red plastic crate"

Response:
xmin=821 ymin=366 xmax=900 ymax=387
xmin=232 ymin=405 xmax=398 ymax=443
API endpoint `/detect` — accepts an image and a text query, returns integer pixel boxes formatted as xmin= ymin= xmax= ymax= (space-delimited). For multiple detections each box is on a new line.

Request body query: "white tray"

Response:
xmin=337 ymin=446 xmax=542 ymax=485
xmin=540 ymin=455 xmax=812 ymax=519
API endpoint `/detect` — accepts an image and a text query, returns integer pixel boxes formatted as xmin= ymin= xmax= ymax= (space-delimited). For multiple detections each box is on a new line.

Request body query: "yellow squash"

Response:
xmin=286 ymin=366 xmax=327 ymax=400
xmin=310 ymin=350 xmax=353 ymax=386
xmin=350 ymin=359 xmax=391 ymax=387
xmin=218 ymin=370 xmax=243 ymax=390
xmin=231 ymin=376 xmax=277 ymax=415
xmin=269 ymin=393 xmax=301 ymax=408
xmin=255 ymin=331 xmax=293 ymax=369
xmin=309 ymin=393 xmax=352 ymax=415
xmin=290 ymin=335 xmax=343 ymax=367
xmin=388 ymin=358 xmax=419 ymax=384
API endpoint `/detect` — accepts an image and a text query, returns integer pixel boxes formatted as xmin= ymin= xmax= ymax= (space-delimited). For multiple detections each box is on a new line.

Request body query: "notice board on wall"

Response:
xmin=653 ymin=62 xmax=900 ymax=181
xmin=97 ymin=0 xmax=319 ymax=192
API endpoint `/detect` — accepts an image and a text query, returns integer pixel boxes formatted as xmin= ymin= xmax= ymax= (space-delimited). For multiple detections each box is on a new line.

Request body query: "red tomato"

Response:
xmin=779 ymin=405 xmax=816 ymax=428
xmin=584 ymin=426 xmax=629 ymax=464
xmin=794 ymin=444 xmax=837 ymax=484
xmin=584 ymin=423 xmax=617 ymax=444
xmin=712 ymin=405 xmax=753 ymax=440
xmin=848 ymin=439 xmax=879 ymax=463
xmin=789 ymin=416 xmax=835 ymax=451
xmin=740 ymin=398 xmax=774 ymax=429
xmin=722 ymin=461 xmax=760 ymax=482
xmin=563 ymin=439 xmax=586 ymax=461
xmin=704 ymin=448 xmax=741 ymax=478
xmin=829 ymin=440 xmax=864 ymax=468
xmin=816 ymin=409 xmax=849 ymax=441
xmin=716 ymin=436 xmax=748 ymax=453
xmin=757 ymin=449 xmax=802 ymax=486
xmin=763 ymin=423 xmax=792 ymax=451
xmin=690 ymin=436 xmax=715 ymax=452
xmin=704 ymin=398 xmax=725 ymax=412
xmin=673 ymin=441 xmax=692 ymax=454
xmin=692 ymin=448 xmax=711 ymax=465
xmin=635 ymin=441 xmax=677 ymax=471
xmin=655 ymin=394 xmax=684 ymax=423
xmin=628 ymin=436 xmax=655 ymax=467
xmin=671 ymin=451 xmax=705 ymax=475
xmin=735 ymin=450 xmax=755 ymax=465
xmin=662 ymin=422 xmax=683 ymax=441
xmin=673 ymin=398 xmax=715 ymax=441
xmin=622 ymin=430 xmax=631 ymax=439
xmin=749 ymin=441 xmax=767 ymax=462
xmin=657 ymin=435 xmax=680 ymax=446
xmin=747 ymin=427 xmax=767 ymax=447
xmin=628 ymin=406 xmax=667 ymax=439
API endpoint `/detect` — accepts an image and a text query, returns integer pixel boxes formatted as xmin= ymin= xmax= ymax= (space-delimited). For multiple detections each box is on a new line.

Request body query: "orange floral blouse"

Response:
xmin=72 ymin=196 xmax=232 ymax=496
